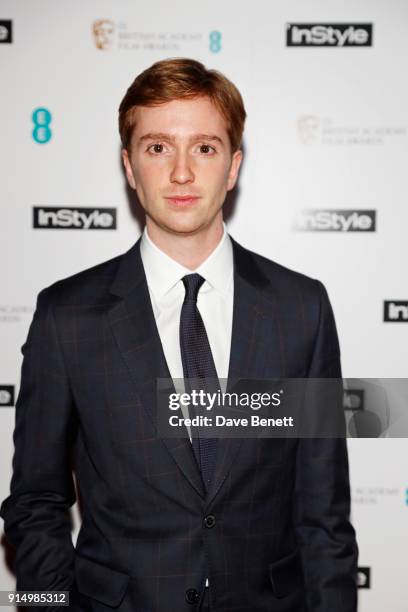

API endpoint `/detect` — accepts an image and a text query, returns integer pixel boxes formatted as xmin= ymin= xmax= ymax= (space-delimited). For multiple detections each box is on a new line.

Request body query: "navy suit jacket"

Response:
xmin=1 ymin=236 xmax=358 ymax=611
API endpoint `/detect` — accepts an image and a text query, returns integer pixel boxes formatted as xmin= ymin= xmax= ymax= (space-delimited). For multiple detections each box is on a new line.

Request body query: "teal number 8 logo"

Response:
xmin=209 ymin=31 xmax=222 ymax=53
xmin=32 ymin=108 xmax=52 ymax=144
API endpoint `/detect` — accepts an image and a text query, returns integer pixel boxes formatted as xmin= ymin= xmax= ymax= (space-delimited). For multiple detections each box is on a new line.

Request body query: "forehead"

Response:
xmin=131 ymin=97 xmax=229 ymax=138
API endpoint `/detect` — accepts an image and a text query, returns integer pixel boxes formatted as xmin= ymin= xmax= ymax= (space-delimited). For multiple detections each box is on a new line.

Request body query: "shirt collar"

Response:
xmin=140 ymin=222 xmax=233 ymax=302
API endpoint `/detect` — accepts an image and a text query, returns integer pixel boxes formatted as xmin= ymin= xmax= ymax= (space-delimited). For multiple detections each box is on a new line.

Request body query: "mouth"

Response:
xmin=165 ymin=195 xmax=201 ymax=207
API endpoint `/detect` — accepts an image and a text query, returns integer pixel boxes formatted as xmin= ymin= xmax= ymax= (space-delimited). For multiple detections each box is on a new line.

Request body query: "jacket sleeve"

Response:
xmin=293 ymin=280 xmax=358 ymax=612
xmin=0 ymin=287 xmax=77 ymax=593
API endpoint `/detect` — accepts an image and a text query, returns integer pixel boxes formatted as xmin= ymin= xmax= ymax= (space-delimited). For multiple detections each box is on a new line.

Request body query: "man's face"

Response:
xmin=122 ymin=96 xmax=242 ymax=236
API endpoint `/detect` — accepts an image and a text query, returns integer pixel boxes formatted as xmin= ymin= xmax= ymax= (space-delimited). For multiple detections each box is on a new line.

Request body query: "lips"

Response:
xmin=165 ymin=195 xmax=201 ymax=206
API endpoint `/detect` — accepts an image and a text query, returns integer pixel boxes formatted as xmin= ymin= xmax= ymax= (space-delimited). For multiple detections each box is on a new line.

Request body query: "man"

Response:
xmin=1 ymin=58 xmax=358 ymax=611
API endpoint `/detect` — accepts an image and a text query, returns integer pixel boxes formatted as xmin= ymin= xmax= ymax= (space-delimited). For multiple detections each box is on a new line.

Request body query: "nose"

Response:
xmin=170 ymin=150 xmax=194 ymax=185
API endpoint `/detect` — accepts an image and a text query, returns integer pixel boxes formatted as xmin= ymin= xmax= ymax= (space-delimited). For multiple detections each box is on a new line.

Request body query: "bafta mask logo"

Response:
xmin=0 ymin=386 xmax=14 ymax=406
xmin=92 ymin=19 xmax=115 ymax=50
xmin=0 ymin=20 xmax=12 ymax=43
xmin=297 ymin=115 xmax=320 ymax=145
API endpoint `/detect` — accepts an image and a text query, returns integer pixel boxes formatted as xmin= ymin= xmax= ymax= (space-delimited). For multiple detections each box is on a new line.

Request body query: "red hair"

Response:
xmin=118 ymin=58 xmax=246 ymax=152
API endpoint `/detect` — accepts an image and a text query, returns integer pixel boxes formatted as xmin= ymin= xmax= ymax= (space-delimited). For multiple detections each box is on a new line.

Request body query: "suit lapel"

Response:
xmin=107 ymin=238 xmax=206 ymax=499
xmin=204 ymin=237 xmax=271 ymax=507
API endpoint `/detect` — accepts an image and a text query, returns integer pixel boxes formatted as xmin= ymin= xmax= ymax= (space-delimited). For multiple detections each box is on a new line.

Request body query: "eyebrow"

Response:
xmin=139 ymin=132 xmax=225 ymax=145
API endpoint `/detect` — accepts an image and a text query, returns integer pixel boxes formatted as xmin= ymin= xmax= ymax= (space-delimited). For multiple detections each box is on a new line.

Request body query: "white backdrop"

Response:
xmin=1 ymin=1 xmax=407 ymax=610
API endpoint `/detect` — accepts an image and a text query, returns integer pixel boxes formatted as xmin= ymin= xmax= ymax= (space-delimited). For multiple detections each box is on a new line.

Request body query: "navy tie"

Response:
xmin=179 ymin=273 xmax=219 ymax=490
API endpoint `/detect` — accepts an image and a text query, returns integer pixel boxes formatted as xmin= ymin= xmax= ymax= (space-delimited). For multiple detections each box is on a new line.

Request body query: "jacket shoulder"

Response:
xmin=236 ymin=241 xmax=323 ymax=299
xmin=36 ymin=251 xmax=125 ymax=307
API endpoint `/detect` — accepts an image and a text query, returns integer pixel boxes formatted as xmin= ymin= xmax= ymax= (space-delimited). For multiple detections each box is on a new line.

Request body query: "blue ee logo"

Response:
xmin=32 ymin=107 xmax=52 ymax=144
xmin=209 ymin=31 xmax=222 ymax=53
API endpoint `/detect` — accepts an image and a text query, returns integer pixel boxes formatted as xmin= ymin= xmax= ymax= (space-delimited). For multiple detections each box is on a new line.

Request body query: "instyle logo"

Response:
xmin=344 ymin=390 xmax=364 ymax=410
xmin=0 ymin=386 xmax=14 ymax=407
xmin=294 ymin=209 xmax=376 ymax=232
xmin=383 ymin=301 xmax=408 ymax=322
xmin=357 ymin=567 xmax=371 ymax=589
xmin=33 ymin=207 xmax=117 ymax=230
xmin=0 ymin=20 xmax=12 ymax=43
xmin=92 ymin=19 xmax=115 ymax=50
xmin=286 ymin=23 xmax=373 ymax=47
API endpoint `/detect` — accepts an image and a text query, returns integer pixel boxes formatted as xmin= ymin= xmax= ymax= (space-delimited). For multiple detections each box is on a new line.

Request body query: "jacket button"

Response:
xmin=185 ymin=588 xmax=200 ymax=604
xmin=204 ymin=514 xmax=216 ymax=528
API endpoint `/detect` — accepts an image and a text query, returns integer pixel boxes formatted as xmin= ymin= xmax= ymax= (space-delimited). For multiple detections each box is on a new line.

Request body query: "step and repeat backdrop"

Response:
xmin=0 ymin=1 xmax=407 ymax=610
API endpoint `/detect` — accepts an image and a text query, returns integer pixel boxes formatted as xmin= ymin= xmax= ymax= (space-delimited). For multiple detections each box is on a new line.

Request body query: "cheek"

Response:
xmin=199 ymin=161 xmax=230 ymax=190
xmin=133 ymin=162 xmax=165 ymax=194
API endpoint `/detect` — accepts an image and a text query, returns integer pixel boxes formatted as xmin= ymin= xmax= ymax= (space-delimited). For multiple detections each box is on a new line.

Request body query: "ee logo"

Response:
xmin=209 ymin=31 xmax=221 ymax=53
xmin=32 ymin=107 xmax=52 ymax=144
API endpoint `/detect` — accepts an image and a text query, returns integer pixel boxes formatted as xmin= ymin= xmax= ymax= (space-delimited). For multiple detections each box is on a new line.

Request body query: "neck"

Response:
xmin=145 ymin=216 xmax=224 ymax=270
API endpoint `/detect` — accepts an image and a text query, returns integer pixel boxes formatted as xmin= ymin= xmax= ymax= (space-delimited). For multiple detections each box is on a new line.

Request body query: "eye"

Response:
xmin=147 ymin=143 xmax=165 ymax=154
xmin=199 ymin=144 xmax=216 ymax=154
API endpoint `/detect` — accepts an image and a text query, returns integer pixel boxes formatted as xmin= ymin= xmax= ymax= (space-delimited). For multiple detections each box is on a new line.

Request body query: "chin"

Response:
xmin=154 ymin=210 xmax=208 ymax=236
xmin=164 ymin=220 xmax=205 ymax=236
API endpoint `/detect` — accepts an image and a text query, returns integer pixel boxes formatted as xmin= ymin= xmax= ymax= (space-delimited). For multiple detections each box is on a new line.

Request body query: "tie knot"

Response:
xmin=182 ymin=273 xmax=205 ymax=303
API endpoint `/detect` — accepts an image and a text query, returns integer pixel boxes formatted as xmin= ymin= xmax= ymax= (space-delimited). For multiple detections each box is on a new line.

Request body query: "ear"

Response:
xmin=226 ymin=149 xmax=243 ymax=191
xmin=121 ymin=149 xmax=136 ymax=190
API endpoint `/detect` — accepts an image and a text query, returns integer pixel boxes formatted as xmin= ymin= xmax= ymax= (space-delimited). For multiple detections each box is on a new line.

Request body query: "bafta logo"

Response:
xmin=297 ymin=115 xmax=320 ymax=145
xmin=92 ymin=19 xmax=115 ymax=50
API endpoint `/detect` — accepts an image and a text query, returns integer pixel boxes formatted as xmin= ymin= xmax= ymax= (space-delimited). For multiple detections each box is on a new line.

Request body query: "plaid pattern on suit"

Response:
xmin=0 ymin=236 xmax=358 ymax=611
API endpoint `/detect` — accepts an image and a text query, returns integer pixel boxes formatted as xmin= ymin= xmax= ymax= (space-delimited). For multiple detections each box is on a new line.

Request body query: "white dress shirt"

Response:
xmin=140 ymin=221 xmax=233 ymax=382
xmin=140 ymin=222 xmax=234 ymax=590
